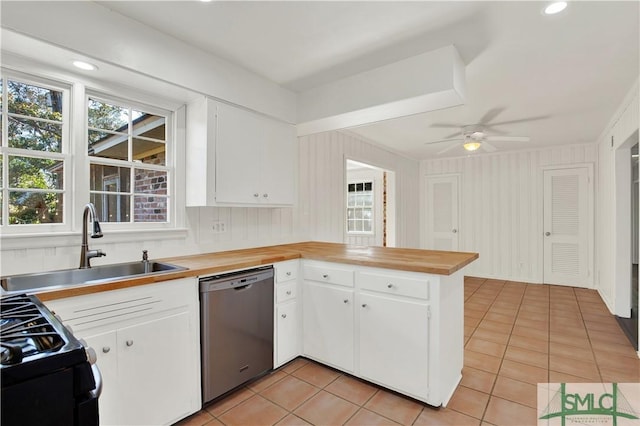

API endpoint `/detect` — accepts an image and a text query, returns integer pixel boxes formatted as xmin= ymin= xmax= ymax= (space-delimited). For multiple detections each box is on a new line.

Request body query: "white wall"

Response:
xmin=299 ymin=131 xmax=420 ymax=248
xmin=595 ymin=80 xmax=639 ymax=316
xmin=421 ymin=145 xmax=597 ymax=283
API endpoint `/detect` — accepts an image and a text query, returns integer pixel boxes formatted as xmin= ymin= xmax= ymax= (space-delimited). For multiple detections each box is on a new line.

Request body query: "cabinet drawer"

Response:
xmin=276 ymin=263 xmax=298 ymax=283
xmin=358 ymin=271 xmax=429 ymax=300
xmin=303 ymin=264 xmax=354 ymax=288
xmin=276 ymin=283 xmax=297 ymax=303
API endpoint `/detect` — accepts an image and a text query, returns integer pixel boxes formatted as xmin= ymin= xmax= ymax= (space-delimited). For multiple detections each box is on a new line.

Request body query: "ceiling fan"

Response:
xmin=425 ymin=124 xmax=530 ymax=154
xmin=424 ymin=108 xmax=547 ymax=155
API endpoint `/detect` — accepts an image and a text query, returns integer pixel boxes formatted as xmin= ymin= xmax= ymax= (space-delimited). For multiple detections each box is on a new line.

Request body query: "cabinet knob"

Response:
xmin=263 ymin=193 xmax=268 ymax=198
xmin=545 ymin=232 xmax=551 ymax=236
xmin=126 ymin=340 xmax=134 ymax=347
xmin=102 ymin=347 xmax=110 ymax=354
xmin=286 ymin=271 xmax=292 ymax=276
xmin=343 ymin=299 xmax=349 ymax=304
xmin=362 ymin=304 xmax=368 ymax=308
xmin=322 ymin=274 xmax=329 ymax=279
xmin=254 ymin=193 xmax=260 ymax=197
xmin=452 ymin=229 xmax=457 ymax=234
xmin=281 ymin=314 xmax=287 ymax=319
xmin=387 ymin=283 xmax=394 ymax=288
xmin=286 ymin=290 xmax=292 ymax=295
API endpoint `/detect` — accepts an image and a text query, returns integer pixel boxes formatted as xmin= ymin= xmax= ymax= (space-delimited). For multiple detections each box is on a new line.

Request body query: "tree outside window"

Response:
xmin=0 ymin=76 xmax=67 ymax=227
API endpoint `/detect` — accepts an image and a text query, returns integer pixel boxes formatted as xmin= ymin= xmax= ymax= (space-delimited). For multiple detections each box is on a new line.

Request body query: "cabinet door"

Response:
xmin=261 ymin=120 xmax=296 ymax=205
xmin=215 ymin=102 xmax=262 ymax=204
xmin=117 ymin=312 xmax=193 ymax=425
xmin=303 ymin=282 xmax=354 ymax=372
xmin=359 ymin=293 xmax=429 ymax=400
xmin=82 ymin=330 xmax=119 ymax=426
xmin=276 ymin=302 xmax=299 ymax=368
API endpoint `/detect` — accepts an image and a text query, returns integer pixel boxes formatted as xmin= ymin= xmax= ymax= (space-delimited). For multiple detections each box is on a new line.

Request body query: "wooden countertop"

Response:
xmin=35 ymin=242 xmax=478 ymax=301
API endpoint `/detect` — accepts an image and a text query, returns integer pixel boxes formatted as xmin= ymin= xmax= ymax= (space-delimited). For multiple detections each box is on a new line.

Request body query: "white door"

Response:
xmin=425 ymin=175 xmax=459 ymax=250
xmin=543 ymin=167 xmax=593 ymax=287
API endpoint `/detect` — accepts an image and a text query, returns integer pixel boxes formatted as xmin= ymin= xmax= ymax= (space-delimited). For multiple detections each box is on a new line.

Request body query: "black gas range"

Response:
xmin=1 ymin=293 xmax=100 ymax=426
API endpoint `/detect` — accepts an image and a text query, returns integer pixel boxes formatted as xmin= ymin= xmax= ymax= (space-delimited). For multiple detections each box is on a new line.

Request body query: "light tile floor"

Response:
xmin=176 ymin=277 xmax=640 ymax=426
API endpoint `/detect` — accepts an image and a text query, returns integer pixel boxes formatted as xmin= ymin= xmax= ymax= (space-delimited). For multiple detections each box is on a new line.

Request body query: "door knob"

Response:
xmin=452 ymin=229 xmax=457 ymax=234
xmin=545 ymin=232 xmax=551 ymax=236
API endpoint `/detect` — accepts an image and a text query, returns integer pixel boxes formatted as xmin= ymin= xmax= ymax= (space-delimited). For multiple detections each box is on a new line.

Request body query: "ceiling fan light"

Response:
xmin=463 ymin=141 xmax=482 ymax=151
xmin=544 ymin=1 xmax=567 ymax=15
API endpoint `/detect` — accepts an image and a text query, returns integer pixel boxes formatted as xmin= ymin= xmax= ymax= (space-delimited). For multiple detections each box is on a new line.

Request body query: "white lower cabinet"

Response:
xmin=276 ymin=302 xmax=298 ymax=366
xmin=299 ymin=260 xmax=464 ymax=407
xmin=358 ymin=293 xmax=429 ymax=401
xmin=274 ymin=260 xmax=301 ymax=368
xmin=303 ymin=281 xmax=354 ymax=372
xmin=45 ymin=278 xmax=201 ymax=426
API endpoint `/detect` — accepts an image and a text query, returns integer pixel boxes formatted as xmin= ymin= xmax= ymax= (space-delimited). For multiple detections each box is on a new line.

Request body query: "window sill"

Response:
xmin=0 ymin=228 xmax=189 ymax=250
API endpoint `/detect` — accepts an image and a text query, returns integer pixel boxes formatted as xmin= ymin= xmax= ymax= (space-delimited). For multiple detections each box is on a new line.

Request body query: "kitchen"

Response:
xmin=0 ymin=1 xmax=639 ymax=425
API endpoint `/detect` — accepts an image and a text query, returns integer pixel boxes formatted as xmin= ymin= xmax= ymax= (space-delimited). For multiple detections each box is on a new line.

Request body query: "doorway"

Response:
xmin=345 ymin=159 xmax=396 ymax=247
xmin=617 ymin=142 xmax=639 ymax=349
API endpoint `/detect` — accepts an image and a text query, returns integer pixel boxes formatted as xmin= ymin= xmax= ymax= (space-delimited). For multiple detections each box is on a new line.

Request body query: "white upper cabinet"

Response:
xmin=186 ymin=97 xmax=297 ymax=207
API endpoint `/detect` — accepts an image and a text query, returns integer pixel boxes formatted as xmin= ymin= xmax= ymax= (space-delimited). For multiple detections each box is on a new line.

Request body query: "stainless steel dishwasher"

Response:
xmin=199 ymin=266 xmax=274 ymax=403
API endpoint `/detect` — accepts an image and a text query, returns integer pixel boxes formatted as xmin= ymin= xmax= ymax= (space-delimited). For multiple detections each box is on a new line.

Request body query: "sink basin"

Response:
xmin=1 ymin=261 xmax=187 ymax=294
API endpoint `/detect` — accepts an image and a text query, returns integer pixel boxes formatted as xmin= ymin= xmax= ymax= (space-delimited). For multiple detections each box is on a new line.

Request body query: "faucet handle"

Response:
xmin=96 ymin=250 xmax=106 ymax=258
xmin=142 ymin=250 xmax=148 ymax=261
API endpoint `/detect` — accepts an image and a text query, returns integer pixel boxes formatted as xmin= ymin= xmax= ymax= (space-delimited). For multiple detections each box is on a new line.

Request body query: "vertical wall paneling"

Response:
xmin=298 ymin=131 xmax=420 ymax=248
xmin=421 ymin=144 xmax=597 ymax=284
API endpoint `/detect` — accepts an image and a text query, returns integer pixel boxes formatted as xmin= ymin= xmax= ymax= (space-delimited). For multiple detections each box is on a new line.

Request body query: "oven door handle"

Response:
xmin=90 ymin=364 xmax=103 ymax=399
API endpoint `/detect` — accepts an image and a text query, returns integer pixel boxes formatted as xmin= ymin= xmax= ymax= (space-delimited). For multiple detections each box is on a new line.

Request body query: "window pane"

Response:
xmin=88 ymin=130 xmax=128 ymax=160
xmin=90 ymin=164 xmax=130 ymax=192
xmin=9 ymin=156 xmax=63 ymax=190
xmin=8 ymin=80 xmax=63 ymax=121
xmin=133 ymin=111 xmax=166 ymax=141
xmin=134 ymin=169 xmax=167 ymax=195
xmin=347 ymin=219 xmax=355 ymax=232
xmin=133 ymin=138 xmax=165 ymax=165
xmin=9 ymin=191 xmax=63 ymax=224
xmin=363 ymin=220 xmax=372 ymax=232
xmin=134 ymin=195 xmax=167 ymax=223
xmin=9 ymin=117 xmax=62 ymax=152
xmin=0 ymin=154 xmax=3 ymax=188
xmin=91 ymin=193 xmax=130 ymax=222
xmin=0 ymin=78 xmax=3 ymax=109
xmin=88 ymin=98 xmax=129 ymax=132
xmin=365 ymin=182 xmax=372 ymax=191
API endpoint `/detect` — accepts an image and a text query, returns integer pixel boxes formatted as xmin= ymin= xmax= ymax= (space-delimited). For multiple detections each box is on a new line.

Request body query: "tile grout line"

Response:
xmin=476 ymin=281 xmax=527 ymax=424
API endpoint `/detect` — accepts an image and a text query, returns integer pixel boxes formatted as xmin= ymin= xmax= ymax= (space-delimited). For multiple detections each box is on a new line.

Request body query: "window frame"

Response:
xmin=346 ymin=179 xmax=375 ymax=235
xmin=85 ymin=91 xmax=175 ymax=230
xmin=0 ymin=70 xmax=72 ymax=234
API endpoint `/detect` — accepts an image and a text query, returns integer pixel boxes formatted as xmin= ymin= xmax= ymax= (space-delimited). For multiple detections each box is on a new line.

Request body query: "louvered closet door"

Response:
xmin=543 ymin=167 xmax=593 ymax=287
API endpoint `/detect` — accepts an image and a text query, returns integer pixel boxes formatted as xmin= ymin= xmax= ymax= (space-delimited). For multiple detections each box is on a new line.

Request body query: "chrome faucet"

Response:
xmin=142 ymin=250 xmax=151 ymax=273
xmin=79 ymin=203 xmax=106 ymax=269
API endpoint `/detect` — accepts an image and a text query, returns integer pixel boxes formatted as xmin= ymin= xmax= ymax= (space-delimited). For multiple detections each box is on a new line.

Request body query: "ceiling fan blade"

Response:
xmin=436 ymin=144 xmax=460 ymax=155
xmin=424 ymin=138 xmax=462 ymax=145
xmin=481 ymin=141 xmax=497 ymax=153
xmin=485 ymin=136 xmax=530 ymax=142
xmin=429 ymin=123 xmax=463 ymax=129
xmin=478 ymin=107 xmax=506 ymax=125
xmin=486 ymin=114 xmax=550 ymax=127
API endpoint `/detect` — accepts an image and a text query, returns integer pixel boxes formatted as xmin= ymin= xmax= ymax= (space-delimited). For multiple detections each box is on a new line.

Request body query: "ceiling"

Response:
xmin=97 ymin=1 xmax=638 ymax=159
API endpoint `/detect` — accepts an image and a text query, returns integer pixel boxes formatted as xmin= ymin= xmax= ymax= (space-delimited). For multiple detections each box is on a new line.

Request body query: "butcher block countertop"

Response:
xmin=36 ymin=242 xmax=478 ymax=301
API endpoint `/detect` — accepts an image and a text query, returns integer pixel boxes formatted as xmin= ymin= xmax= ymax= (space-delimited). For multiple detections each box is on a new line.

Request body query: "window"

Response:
xmin=87 ymin=95 xmax=171 ymax=224
xmin=0 ymin=74 xmax=69 ymax=229
xmin=347 ymin=181 xmax=374 ymax=234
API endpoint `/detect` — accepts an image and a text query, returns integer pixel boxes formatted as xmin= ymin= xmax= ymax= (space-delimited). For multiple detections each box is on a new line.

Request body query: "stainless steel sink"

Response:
xmin=1 ymin=261 xmax=187 ymax=294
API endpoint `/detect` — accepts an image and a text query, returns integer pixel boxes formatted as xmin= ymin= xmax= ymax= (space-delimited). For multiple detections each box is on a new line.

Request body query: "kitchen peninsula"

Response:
xmin=41 ymin=242 xmax=477 ymax=424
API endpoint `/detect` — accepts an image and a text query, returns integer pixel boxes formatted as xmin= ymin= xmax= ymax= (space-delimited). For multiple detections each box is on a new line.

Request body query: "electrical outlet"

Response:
xmin=211 ymin=221 xmax=227 ymax=233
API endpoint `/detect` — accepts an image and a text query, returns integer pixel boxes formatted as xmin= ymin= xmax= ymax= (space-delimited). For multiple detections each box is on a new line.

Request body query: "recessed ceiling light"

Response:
xmin=73 ymin=60 xmax=98 ymax=71
xmin=544 ymin=2 xmax=568 ymax=15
